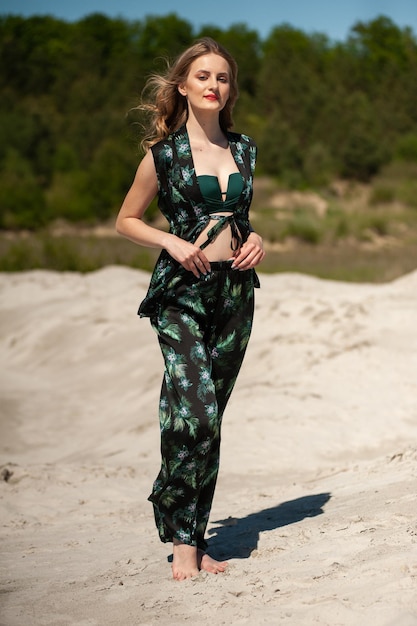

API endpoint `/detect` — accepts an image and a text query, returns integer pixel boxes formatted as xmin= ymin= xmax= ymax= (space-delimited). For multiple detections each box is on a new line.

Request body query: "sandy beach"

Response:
xmin=1 ymin=266 xmax=416 ymax=625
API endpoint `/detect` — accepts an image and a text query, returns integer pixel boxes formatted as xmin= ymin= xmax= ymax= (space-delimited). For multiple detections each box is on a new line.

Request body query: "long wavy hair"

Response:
xmin=137 ymin=37 xmax=239 ymax=150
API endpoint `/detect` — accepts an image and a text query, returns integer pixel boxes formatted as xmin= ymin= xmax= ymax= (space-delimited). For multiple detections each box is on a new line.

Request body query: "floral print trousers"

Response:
xmin=149 ymin=261 xmax=255 ymax=550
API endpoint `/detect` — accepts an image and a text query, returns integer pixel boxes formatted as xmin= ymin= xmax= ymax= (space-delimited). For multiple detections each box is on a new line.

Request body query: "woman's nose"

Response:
xmin=208 ymin=78 xmax=219 ymax=90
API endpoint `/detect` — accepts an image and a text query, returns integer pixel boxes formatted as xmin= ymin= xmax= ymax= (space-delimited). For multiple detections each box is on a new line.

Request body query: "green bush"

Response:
xmin=369 ymin=161 xmax=417 ymax=208
xmin=396 ymin=133 xmax=417 ymax=162
xmin=283 ymin=210 xmax=323 ymax=244
xmin=303 ymin=143 xmax=335 ymax=187
xmin=369 ymin=184 xmax=396 ymax=205
xmin=0 ymin=239 xmax=41 ymax=270
xmin=0 ymin=149 xmax=47 ymax=229
xmin=397 ymin=180 xmax=417 ymax=208
xmin=45 ymin=170 xmax=94 ymax=223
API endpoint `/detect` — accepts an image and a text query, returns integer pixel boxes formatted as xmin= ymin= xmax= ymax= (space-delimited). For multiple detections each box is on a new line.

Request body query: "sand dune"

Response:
xmin=1 ymin=267 xmax=416 ymax=625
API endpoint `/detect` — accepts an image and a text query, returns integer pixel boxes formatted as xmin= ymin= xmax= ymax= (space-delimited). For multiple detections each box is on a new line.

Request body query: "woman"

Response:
xmin=116 ymin=37 xmax=265 ymax=580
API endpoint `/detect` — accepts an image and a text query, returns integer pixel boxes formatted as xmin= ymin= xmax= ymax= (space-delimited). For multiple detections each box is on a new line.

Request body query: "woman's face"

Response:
xmin=179 ymin=53 xmax=231 ymax=114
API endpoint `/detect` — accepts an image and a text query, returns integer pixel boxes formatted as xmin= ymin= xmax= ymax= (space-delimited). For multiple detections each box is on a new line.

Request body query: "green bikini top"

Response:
xmin=196 ymin=173 xmax=244 ymax=251
xmin=197 ymin=172 xmax=243 ymax=213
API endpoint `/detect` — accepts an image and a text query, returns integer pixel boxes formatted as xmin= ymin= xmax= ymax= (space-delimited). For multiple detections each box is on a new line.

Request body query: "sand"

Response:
xmin=0 ymin=266 xmax=416 ymax=625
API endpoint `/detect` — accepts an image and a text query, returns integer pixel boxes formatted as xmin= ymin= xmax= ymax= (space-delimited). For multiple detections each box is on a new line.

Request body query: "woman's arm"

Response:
xmin=116 ymin=150 xmax=166 ymax=249
xmin=115 ymin=151 xmax=210 ymax=277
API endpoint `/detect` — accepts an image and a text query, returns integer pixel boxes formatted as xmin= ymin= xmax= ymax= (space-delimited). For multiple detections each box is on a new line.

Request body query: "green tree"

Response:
xmin=134 ymin=14 xmax=194 ymax=82
xmin=1 ymin=12 xmax=417 ymax=232
xmin=87 ymin=139 xmax=138 ymax=220
xmin=337 ymin=92 xmax=389 ymax=181
xmin=0 ymin=15 xmax=69 ymax=95
xmin=0 ymin=149 xmax=46 ymax=229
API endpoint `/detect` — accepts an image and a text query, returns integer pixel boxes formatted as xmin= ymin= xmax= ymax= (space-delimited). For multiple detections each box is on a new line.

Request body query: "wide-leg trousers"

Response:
xmin=148 ymin=261 xmax=255 ymax=550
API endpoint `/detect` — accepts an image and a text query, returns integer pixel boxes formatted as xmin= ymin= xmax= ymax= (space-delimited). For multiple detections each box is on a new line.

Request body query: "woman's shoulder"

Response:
xmin=151 ymin=135 xmax=173 ymax=154
xmin=151 ymin=126 xmax=187 ymax=158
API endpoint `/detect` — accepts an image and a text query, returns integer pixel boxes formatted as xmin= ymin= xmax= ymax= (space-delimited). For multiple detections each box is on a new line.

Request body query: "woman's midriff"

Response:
xmin=193 ymin=212 xmax=241 ymax=261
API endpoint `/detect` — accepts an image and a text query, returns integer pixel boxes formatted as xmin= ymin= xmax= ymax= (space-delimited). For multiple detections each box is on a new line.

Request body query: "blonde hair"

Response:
xmin=138 ymin=37 xmax=239 ymax=149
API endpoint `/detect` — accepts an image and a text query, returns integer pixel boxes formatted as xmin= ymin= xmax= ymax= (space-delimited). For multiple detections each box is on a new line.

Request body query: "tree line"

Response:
xmin=1 ymin=12 xmax=416 ymax=229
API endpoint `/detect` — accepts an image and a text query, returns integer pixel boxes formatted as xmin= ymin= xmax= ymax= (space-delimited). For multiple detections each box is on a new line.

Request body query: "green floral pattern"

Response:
xmin=149 ymin=264 xmax=255 ymax=549
xmin=138 ymin=126 xmax=259 ymax=318
xmin=141 ymin=125 xmax=260 ymax=550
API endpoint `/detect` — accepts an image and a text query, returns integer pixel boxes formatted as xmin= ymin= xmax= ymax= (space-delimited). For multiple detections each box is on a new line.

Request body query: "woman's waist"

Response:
xmin=194 ymin=221 xmax=240 ymax=258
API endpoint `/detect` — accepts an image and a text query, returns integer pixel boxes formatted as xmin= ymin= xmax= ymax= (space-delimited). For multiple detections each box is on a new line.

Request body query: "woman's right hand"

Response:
xmin=163 ymin=234 xmax=211 ymax=278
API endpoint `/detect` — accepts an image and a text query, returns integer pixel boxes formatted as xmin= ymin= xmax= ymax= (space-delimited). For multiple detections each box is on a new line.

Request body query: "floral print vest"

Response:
xmin=138 ymin=125 xmax=259 ymax=318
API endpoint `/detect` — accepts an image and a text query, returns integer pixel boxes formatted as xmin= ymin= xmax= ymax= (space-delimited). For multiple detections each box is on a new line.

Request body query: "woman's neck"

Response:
xmin=186 ymin=114 xmax=226 ymax=148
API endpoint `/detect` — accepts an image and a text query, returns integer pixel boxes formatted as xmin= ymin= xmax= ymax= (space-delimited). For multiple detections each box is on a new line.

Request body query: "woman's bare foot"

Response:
xmin=172 ymin=539 xmax=199 ymax=581
xmin=198 ymin=549 xmax=228 ymax=574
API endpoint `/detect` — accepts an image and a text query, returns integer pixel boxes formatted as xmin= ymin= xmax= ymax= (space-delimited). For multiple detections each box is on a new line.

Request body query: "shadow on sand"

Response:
xmin=207 ymin=492 xmax=332 ymax=560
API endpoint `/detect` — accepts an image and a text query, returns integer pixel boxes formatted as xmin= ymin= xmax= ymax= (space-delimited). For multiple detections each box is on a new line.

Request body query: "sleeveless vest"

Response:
xmin=138 ymin=125 xmax=260 ymax=318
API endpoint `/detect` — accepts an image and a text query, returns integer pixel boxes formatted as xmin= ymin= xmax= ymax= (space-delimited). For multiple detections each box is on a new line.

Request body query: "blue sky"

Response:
xmin=1 ymin=0 xmax=416 ymax=41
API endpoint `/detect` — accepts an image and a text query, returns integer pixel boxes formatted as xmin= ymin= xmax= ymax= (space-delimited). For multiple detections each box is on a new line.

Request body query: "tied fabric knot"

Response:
xmin=200 ymin=214 xmax=242 ymax=252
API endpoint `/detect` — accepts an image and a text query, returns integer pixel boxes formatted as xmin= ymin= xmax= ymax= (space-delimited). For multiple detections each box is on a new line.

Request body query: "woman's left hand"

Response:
xmin=231 ymin=232 xmax=265 ymax=270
